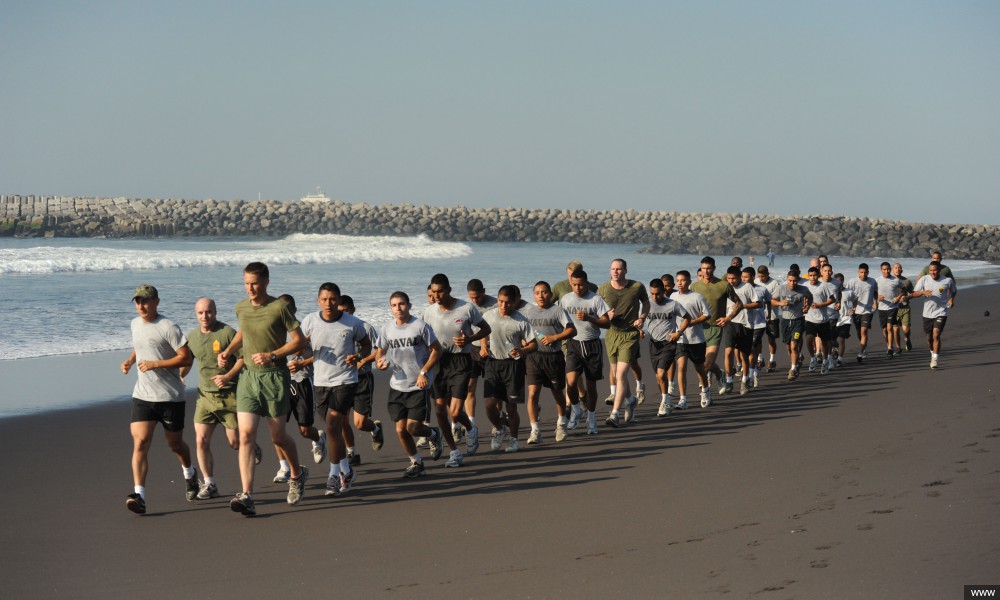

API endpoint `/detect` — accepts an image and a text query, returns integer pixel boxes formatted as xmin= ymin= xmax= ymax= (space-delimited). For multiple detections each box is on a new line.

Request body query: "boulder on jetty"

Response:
xmin=1 ymin=194 xmax=997 ymax=263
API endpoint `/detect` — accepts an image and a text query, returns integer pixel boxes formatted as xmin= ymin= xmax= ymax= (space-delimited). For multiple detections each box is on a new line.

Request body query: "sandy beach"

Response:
xmin=1 ymin=285 xmax=997 ymax=599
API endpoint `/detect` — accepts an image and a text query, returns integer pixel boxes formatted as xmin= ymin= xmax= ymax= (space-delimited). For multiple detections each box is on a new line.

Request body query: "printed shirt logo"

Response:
xmin=213 ymin=340 xmax=221 ymax=353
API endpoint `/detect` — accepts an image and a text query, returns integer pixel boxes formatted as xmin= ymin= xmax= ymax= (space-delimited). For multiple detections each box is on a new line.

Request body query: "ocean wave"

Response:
xmin=0 ymin=234 xmax=472 ymax=275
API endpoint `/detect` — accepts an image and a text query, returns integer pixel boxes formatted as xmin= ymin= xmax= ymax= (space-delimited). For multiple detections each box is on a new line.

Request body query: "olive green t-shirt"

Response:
xmin=597 ymin=279 xmax=649 ymax=332
xmin=234 ymin=296 xmax=299 ymax=371
xmin=186 ymin=321 xmax=241 ymax=393
xmin=691 ymin=278 xmax=737 ymax=325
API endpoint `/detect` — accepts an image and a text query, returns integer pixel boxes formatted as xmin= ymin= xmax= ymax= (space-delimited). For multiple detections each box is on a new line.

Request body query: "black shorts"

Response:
xmin=804 ymin=320 xmax=832 ymax=342
xmin=853 ymin=313 xmax=873 ymax=337
xmin=315 ymin=383 xmax=358 ymax=420
xmin=433 ymin=353 xmax=472 ymax=400
xmin=922 ymin=316 xmax=947 ymax=335
xmin=837 ymin=323 xmax=852 ymax=339
xmin=781 ymin=318 xmax=805 ymax=345
xmin=387 ymin=388 xmax=430 ymax=423
xmin=878 ymin=309 xmax=899 ymax=328
xmin=765 ymin=319 xmax=779 ymax=340
xmin=287 ymin=378 xmax=315 ymax=427
xmin=751 ymin=328 xmax=766 ymax=347
xmin=354 ymin=370 xmax=374 ymax=417
xmin=649 ymin=339 xmax=678 ymax=371
xmin=721 ymin=323 xmax=736 ymax=349
xmin=677 ymin=342 xmax=706 ymax=365
xmin=131 ymin=398 xmax=186 ymax=432
xmin=728 ymin=323 xmax=752 ymax=355
xmin=565 ymin=339 xmax=604 ymax=381
xmin=484 ymin=358 xmax=526 ymax=404
xmin=469 ymin=348 xmax=486 ymax=378
xmin=526 ymin=351 xmax=566 ymax=389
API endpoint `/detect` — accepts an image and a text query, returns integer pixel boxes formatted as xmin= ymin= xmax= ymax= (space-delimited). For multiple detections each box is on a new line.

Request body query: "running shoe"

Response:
xmin=339 ymin=468 xmax=357 ymax=494
xmin=566 ymin=406 xmax=583 ymax=430
xmin=196 ymin=481 xmax=219 ymax=500
xmin=287 ymin=466 xmax=308 ymax=505
xmin=125 ymin=493 xmax=146 ymax=515
xmin=445 ymin=449 xmax=464 ymax=467
xmin=427 ymin=427 xmax=443 ymax=460
xmin=676 ymin=397 xmax=689 ymax=410
xmin=403 ymin=461 xmax=426 ymax=478
xmin=230 ymin=492 xmax=255 ymax=516
xmin=586 ymin=413 xmax=599 ymax=435
xmin=767 ymin=360 xmax=776 ymax=373
xmin=657 ymin=399 xmax=672 ymax=417
xmin=490 ymin=426 xmax=508 ymax=451
xmin=930 ymin=356 xmax=938 ymax=369
xmin=371 ymin=420 xmax=384 ymax=451
xmin=886 ymin=349 xmax=893 ymax=360
xmin=753 ymin=372 xmax=760 ymax=388
xmin=273 ymin=467 xmax=290 ymax=483
xmin=506 ymin=438 xmax=520 ymax=453
xmin=466 ymin=424 xmax=480 ymax=455
xmin=739 ymin=379 xmax=748 ymax=396
xmin=623 ymin=396 xmax=638 ymax=423
xmin=325 ymin=475 xmax=341 ymax=497
xmin=700 ymin=388 xmax=712 ymax=408
xmin=837 ymin=357 xmax=845 ymax=368
xmin=348 ymin=449 xmax=362 ymax=467
xmin=605 ymin=412 xmax=621 ymax=428
xmin=452 ymin=422 xmax=465 ymax=443
xmin=604 ymin=392 xmax=615 ymax=406
xmin=905 ymin=339 xmax=912 ymax=352
xmin=312 ymin=430 xmax=327 ymax=464
xmin=788 ymin=368 xmax=796 ymax=381
xmin=527 ymin=429 xmax=541 ymax=445
xmin=667 ymin=381 xmax=679 ymax=397
xmin=554 ymin=423 xmax=567 ymax=442
xmin=415 ymin=436 xmax=429 ymax=449
xmin=635 ymin=383 xmax=646 ymax=405
xmin=808 ymin=356 xmax=817 ymax=372
xmin=184 ymin=469 xmax=199 ymax=502
xmin=820 ymin=361 xmax=829 ymax=375
xmin=253 ymin=443 xmax=262 ymax=465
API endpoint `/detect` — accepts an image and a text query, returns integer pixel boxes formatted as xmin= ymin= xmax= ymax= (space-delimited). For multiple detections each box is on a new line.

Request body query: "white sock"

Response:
xmin=134 ymin=485 xmax=145 ymax=499
xmin=182 ymin=465 xmax=195 ymax=479
xmin=557 ymin=416 xmax=566 ymax=425
xmin=346 ymin=445 xmax=355 ymax=455
xmin=204 ymin=476 xmax=215 ymax=485
xmin=679 ymin=395 xmax=687 ymax=402
xmin=932 ymin=352 xmax=939 ymax=358
xmin=635 ymin=379 xmax=643 ymax=388
xmin=279 ymin=459 xmax=290 ymax=471
xmin=530 ymin=422 xmax=540 ymax=432
xmin=726 ymin=375 xmax=733 ymax=383
xmin=409 ymin=454 xmax=422 ymax=464
xmin=661 ymin=393 xmax=668 ymax=403
xmin=609 ymin=384 xmax=617 ymax=396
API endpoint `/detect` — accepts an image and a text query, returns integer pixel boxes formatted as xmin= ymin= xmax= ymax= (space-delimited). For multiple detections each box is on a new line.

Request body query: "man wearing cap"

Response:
xmin=120 ymin=284 xmax=196 ymax=515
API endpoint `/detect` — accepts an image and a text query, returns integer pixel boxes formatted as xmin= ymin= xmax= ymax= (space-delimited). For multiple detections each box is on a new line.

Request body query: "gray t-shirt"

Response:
xmin=838 ymin=288 xmax=857 ymax=326
xmin=481 ymin=308 xmax=534 ymax=359
xmin=377 ymin=317 xmax=438 ymax=392
xmin=520 ymin=303 xmax=573 ymax=353
xmin=669 ymin=290 xmax=711 ymax=344
xmin=755 ymin=277 xmax=782 ymax=321
xmin=558 ymin=290 xmax=611 ymax=341
xmin=805 ymin=281 xmax=836 ymax=324
xmin=774 ymin=284 xmax=813 ymax=320
xmin=644 ymin=298 xmax=688 ymax=342
xmin=875 ymin=275 xmax=903 ymax=311
xmin=727 ymin=282 xmax=758 ymax=328
xmin=358 ymin=319 xmax=379 ymax=374
xmin=469 ymin=295 xmax=497 ymax=349
xmin=749 ymin=284 xmax=770 ymax=329
xmin=422 ymin=298 xmax=485 ymax=354
xmin=131 ymin=315 xmax=188 ymax=402
xmin=913 ymin=275 xmax=956 ymax=319
xmin=847 ymin=277 xmax=877 ymax=315
xmin=301 ymin=311 xmax=369 ymax=387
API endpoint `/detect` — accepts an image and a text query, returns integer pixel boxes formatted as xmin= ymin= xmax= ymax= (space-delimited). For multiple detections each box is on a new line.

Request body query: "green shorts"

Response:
xmin=897 ymin=306 xmax=911 ymax=328
xmin=237 ymin=368 xmax=291 ymax=418
xmin=703 ymin=324 xmax=723 ymax=348
xmin=194 ymin=389 xmax=239 ymax=429
xmin=605 ymin=328 xmax=640 ymax=364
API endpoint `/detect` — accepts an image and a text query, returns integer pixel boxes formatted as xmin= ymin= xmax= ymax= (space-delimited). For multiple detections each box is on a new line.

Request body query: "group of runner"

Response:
xmin=122 ymin=251 xmax=957 ymax=516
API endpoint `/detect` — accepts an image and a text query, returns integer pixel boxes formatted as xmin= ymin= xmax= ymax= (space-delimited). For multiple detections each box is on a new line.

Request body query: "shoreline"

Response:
xmin=1 ymin=285 xmax=997 ymax=598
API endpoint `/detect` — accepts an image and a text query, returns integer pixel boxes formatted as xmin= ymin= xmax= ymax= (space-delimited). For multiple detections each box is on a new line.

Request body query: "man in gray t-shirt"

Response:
xmin=557 ymin=269 xmax=611 ymax=434
xmin=772 ymin=274 xmax=813 ymax=379
xmin=120 ymin=284 xmax=196 ymax=515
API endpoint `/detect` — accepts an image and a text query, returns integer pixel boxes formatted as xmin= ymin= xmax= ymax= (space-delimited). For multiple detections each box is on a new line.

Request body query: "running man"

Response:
xmin=374 ymin=291 xmax=444 ymax=477
xmin=424 ymin=273 xmax=490 ymax=465
xmin=338 ymin=294 xmax=385 ymax=466
xmin=599 ymin=258 xmax=650 ymax=428
xmin=744 ymin=267 xmax=770 ymax=388
xmin=691 ymin=256 xmax=744 ymax=394
xmin=558 ymin=268 xmax=611 ymax=434
xmin=772 ymin=271 xmax=813 ymax=381
xmin=756 ymin=265 xmax=782 ymax=372
xmin=833 ymin=273 xmax=856 ymax=368
xmin=278 ymin=294 xmax=326 ymax=482
xmin=719 ymin=266 xmax=758 ymax=395
xmin=644 ymin=278 xmax=690 ymax=417
xmin=465 ymin=278 xmax=497 ymax=425
xmin=300 ymin=283 xmax=372 ymax=497
xmin=181 ymin=297 xmax=252 ymax=501
xmin=892 ymin=264 xmax=914 ymax=352
xmin=846 ymin=263 xmax=878 ymax=362
xmin=121 ymin=284 xmax=196 ymax=515
xmin=521 ymin=281 xmax=576 ymax=443
xmin=481 ymin=285 xmax=538 ymax=452
xmin=803 ymin=267 xmax=836 ymax=375
xmin=669 ymin=271 xmax=713 ymax=408
xmin=218 ymin=263 xmax=309 ymax=516
xmin=910 ymin=262 xmax=957 ymax=369
xmin=874 ymin=262 xmax=904 ymax=359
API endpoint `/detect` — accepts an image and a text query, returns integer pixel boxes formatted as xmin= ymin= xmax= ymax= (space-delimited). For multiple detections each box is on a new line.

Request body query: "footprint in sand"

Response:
xmin=870 ymin=509 xmax=894 ymax=514
xmin=811 ymin=559 xmax=830 ymax=568
xmin=926 ymin=491 xmax=942 ymax=497
xmin=857 ymin=523 xmax=874 ymax=531
xmin=922 ymin=479 xmax=952 ymax=487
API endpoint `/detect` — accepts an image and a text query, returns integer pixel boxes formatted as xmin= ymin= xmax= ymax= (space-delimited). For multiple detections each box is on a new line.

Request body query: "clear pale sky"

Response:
xmin=2 ymin=1 xmax=998 ymax=225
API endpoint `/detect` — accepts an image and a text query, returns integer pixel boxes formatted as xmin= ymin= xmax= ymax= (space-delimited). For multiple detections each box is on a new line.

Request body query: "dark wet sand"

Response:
xmin=2 ymin=285 xmax=998 ymax=599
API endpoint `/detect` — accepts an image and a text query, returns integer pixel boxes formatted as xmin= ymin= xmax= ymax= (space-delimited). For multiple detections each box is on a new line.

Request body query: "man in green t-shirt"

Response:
xmin=598 ymin=258 xmax=650 ymax=427
xmin=181 ymin=297 xmax=254 ymax=501
xmin=219 ymin=262 xmax=309 ymax=516
xmin=691 ymin=256 xmax=743 ymax=392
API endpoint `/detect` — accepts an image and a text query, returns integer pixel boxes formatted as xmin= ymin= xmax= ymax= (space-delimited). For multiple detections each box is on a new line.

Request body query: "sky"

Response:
xmin=1 ymin=1 xmax=998 ymax=225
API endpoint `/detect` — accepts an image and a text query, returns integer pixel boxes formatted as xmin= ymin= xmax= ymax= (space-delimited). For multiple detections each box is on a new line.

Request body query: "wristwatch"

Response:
xmin=269 ymin=353 xmax=279 ymax=363
xmin=419 ymin=370 xmax=427 ymax=377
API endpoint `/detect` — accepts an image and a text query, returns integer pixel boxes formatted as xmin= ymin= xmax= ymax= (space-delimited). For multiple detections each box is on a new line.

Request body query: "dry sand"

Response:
xmin=1 ymin=285 xmax=998 ymax=599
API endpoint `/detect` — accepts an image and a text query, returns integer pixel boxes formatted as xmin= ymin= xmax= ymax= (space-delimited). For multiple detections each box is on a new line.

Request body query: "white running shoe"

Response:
xmin=445 ymin=449 xmax=464 ymax=467
xmin=657 ymin=399 xmax=672 ymax=417
xmin=623 ymin=396 xmax=638 ymax=423
xmin=604 ymin=392 xmax=615 ymax=406
xmin=506 ymin=438 xmax=520 ymax=453
xmin=312 ymin=430 xmax=327 ymax=464
xmin=566 ymin=405 xmax=583 ymax=430
xmin=752 ymin=372 xmax=759 ymax=388
xmin=675 ymin=397 xmax=689 ymax=410
xmin=930 ymin=356 xmax=938 ymax=369
xmin=466 ymin=424 xmax=480 ymax=456
xmin=700 ymin=388 xmax=712 ymax=408
xmin=415 ymin=436 xmax=429 ymax=448
xmin=586 ymin=413 xmax=598 ymax=435
xmin=635 ymin=383 xmax=646 ymax=405
xmin=739 ymin=379 xmax=749 ymax=396
xmin=273 ymin=467 xmax=290 ymax=483
xmin=820 ymin=361 xmax=829 ymax=375
xmin=491 ymin=426 xmax=508 ymax=451
xmin=808 ymin=356 xmax=817 ymax=372
xmin=667 ymin=381 xmax=678 ymax=397
xmin=555 ymin=424 xmax=567 ymax=442
xmin=452 ymin=422 xmax=465 ymax=443
xmin=527 ymin=429 xmax=542 ymax=445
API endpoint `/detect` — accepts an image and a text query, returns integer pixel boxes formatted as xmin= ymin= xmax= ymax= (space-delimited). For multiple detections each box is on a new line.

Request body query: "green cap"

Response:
xmin=132 ymin=284 xmax=158 ymax=301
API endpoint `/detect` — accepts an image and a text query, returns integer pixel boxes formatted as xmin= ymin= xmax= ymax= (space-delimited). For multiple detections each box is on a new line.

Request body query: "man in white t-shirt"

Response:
xmin=909 ymin=262 xmax=957 ymax=369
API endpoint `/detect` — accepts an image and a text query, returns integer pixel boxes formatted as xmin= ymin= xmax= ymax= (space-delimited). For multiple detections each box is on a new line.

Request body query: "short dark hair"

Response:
xmin=649 ymin=278 xmax=664 ymax=290
xmin=278 ymin=294 xmax=295 ymax=312
xmin=742 ymin=267 xmax=755 ymax=278
xmin=430 ymin=273 xmax=450 ymax=288
xmin=338 ymin=294 xmax=356 ymax=311
xmin=611 ymin=258 xmax=628 ymax=271
xmin=859 ymin=263 xmax=869 ymax=271
xmin=676 ymin=269 xmax=691 ymax=280
xmin=700 ymin=256 xmax=716 ymax=267
xmin=570 ymin=268 xmax=588 ymax=282
xmin=660 ymin=273 xmax=674 ymax=286
xmin=807 ymin=266 xmax=820 ymax=275
xmin=390 ymin=291 xmax=410 ymax=304
xmin=244 ymin=262 xmax=269 ymax=279
xmin=467 ymin=278 xmax=485 ymax=292
xmin=534 ymin=281 xmax=551 ymax=293
xmin=726 ymin=266 xmax=741 ymax=277
xmin=498 ymin=285 xmax=518 ymax=299
xmin=318 ymin=282 xmax=341 ymax=296
xmin=880 ymin=261 xmax=891 ymax=269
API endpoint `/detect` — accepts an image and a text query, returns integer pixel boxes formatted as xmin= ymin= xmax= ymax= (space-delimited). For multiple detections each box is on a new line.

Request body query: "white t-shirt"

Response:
xmin=558 ymin=291 xmax=611 ymax=341
xmin=377 ymin=317 xmax=438 ymax=392
xmin=301 ymin=311 xmax=369 ymax=387
xmin=130 ymin=315 xmax=188 ymax=402
xmin=913 ymin=275 xmax=956 ymax=319
xmin=669 ymin=290 xmax=711 ymax=345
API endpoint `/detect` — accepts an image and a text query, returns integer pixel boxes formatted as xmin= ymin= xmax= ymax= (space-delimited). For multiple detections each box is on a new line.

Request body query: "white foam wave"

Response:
xmin=0 ymin=234 xmax=472 ymax=275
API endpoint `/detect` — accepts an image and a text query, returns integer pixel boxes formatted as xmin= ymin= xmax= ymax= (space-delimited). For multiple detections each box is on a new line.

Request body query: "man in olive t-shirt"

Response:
xmin=691 ymin=256 xmax=743 ymax=388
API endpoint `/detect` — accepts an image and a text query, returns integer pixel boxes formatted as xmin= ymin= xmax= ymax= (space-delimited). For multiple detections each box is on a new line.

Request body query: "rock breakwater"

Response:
xmin=2 ymin=194 xmax=997 ymax=262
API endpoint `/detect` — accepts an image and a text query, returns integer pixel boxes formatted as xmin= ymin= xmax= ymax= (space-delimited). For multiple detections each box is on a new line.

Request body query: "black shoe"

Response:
xmin=125 ymin=493 xmax=146 ymax=515
xmin=767 ymin=361 xmax=776 ymax=373
xmin=905 ymin=339 xmax=912 ymax=351
xmin=403 ymin=461 xmax=426 ymax=478
xmin=887 ymin=349 xmax=893 ymax=360
xmin=185 ymin=469 xmax=199 ymax=502
xmin=371 ymin=420 xmax=384 ymax=451
xmin=428 ymin=427 xmax=443 ymax=460
xmin=348 ymin=451 xmax=362 ymax=467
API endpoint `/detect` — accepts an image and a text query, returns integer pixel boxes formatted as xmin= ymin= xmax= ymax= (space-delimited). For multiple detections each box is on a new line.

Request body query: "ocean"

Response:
xmin=1 ymin=234 xmax=995 ymax=362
